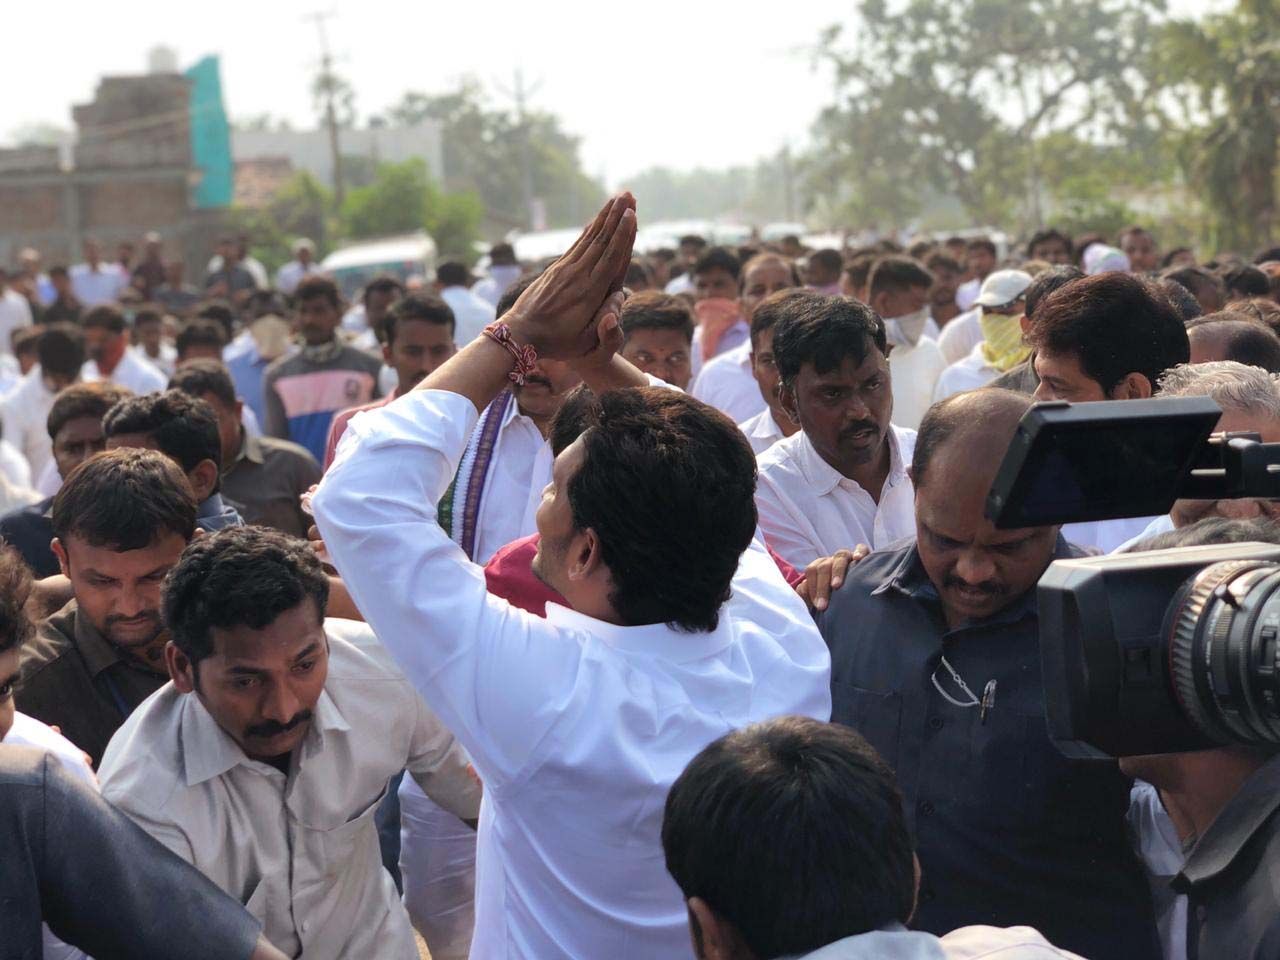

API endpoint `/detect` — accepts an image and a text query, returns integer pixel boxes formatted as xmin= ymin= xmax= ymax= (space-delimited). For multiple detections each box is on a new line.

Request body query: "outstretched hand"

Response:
xmin=504 ymin=193 xmax=637 ymax=359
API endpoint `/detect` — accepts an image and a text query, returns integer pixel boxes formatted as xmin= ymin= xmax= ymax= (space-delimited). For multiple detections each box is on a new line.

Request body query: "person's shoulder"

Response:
xmin=940 ymin=925 xmax=1086 ymax=959
xmin=97 ymin=686 xmax=185 ymax=794
xmin=5 ymin=712 xmax=97 ymax=788
xmin=256 ymin=433 xmax=320 ymax=467
xmin=20 ymin=606 xmax=78 ymax=678
xmin=757 ymin=430 xmax=805 ymax=475
xmin=892 ymin=425 xmax=918 ymax=457
xmin=323 ymin=618 xmax=411 ymax=684
xmin=263 ymin=351 xmax=302 ymax=378
xmin=338 ymin=345 xmax=383 ymax=372
xmin=0 ymin=496 xmax=46 ymax=529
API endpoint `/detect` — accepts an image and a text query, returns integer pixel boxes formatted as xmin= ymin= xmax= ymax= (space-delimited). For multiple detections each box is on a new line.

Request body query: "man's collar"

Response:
xmin=235 ymin=430 xmax=265 ymax=467
xmin=543 ymin=602 xmax=736 ymax=664
xmin=1176 ymin=753 xmax=1280 ymax=888
xmin=796 ymin=426 xmax=908 ymax=497
xmin=871 ymin=535 xmax=1074 ymax=628
xmin=71 ymin=604 xmax=127 ymax=677
xmin=181 ymin=684 xmax=352 ymax=787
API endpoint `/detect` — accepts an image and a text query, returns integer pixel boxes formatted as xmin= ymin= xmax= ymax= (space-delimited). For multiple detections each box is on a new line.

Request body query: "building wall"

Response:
xmin=232 ymin=122 xmax=444 ymax=190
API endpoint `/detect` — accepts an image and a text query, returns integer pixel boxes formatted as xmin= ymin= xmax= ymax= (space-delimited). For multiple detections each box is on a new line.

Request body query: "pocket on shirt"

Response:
xmin=831 ymin=683 xmax=903 ymax=769
xmin=318 ymin=781 xmax=388 ymax=879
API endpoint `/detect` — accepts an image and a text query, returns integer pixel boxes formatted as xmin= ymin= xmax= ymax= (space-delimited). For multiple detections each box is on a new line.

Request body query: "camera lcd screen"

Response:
xmin=986 ymin=398 xmax=1223 ymax=529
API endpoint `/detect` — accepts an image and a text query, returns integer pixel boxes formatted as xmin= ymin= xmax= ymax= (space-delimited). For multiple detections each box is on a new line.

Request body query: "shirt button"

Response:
xmin=919 ymin=800 xmax=935 ymax=815
xmin=929 ymin=716 xmax=944 ymax=730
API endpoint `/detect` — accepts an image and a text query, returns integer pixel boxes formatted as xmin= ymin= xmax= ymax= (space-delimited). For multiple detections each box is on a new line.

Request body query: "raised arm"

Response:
xmin=312 ymin=194 xmax=638 ymax=785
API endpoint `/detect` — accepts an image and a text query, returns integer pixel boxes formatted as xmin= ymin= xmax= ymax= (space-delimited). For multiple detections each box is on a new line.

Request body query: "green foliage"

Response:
xmin=232 ymin=171 xmax=332 ymax=273
xmin=624 ymin=152 xmax=798 ymax=224
xmin=334 ymin=158 xmax=484 ymax=262
xmin=385 ymin=79 xmax=605 ymax=232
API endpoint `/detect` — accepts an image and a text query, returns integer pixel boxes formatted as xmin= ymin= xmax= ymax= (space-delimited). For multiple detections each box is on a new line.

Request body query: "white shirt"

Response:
xmin=0 ymin=367 xmax=58 ymax=481
xmin=470 ymin=398 xmax=554 ymax=564
xmin=1063 ymin=513 xmax=1165 ymax=555
xmin=275 ymin=259 xmax=317 ymax=295
xmin=797 ymin=923 xmax=1085 ymax=959
xmin=0 ymin=438 xmax=32 ymax=489
xmin=938 ymin=307 xmax=983 ymax=365
xmin=934 ymin=342 xmax=1000 ymax=402
xmin=1114 ymin=514 xmax=1176 ymax=553
xmin=440 ymin=285 xmax=497 ymax=347
xmin=664 ymin=272 xmax=694 ymax=295
xmin=1127 ymin=781 xmax=1188 ymax=960
xmin=313 ymin=388 xmax=832 ymax=960
xmin=691 ymin=317 xmax=749 ymax=379
xmin=956 ymin=277 xmax=981 ymax=312
xmin=889 ymin=337 xmax=947 ymax=430
xmin=132 ymin=342 xmax=177 ymax=377
xmin=99 ymin=619 xmax=481 ymax=960
xmin=82 ymin=349 xmax=167 ymax=395
xmin=472 ymin=266 xmax=523 ymax=307
xmin=738 ymin=407 xmax=789 ymax=455
xmin=0 ymin=288 xmax=33 ymax=355
xmin=691 ymin=340 xmax=767 ymax=423
xmin=756 ymin=426 xmax=917 ymax=569
xmin=69 ymin=262 xmax=127 ymax=306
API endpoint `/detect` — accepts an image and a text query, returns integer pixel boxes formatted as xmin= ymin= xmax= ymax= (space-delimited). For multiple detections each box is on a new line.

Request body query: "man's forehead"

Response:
xmin=802 ymin=350 xmax=885 ymax=382
xmin=209 ymin=619 xmax=326 ymax=665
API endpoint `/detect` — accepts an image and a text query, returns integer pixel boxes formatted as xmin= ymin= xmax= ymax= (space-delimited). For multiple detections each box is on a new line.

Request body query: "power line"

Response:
xmin=304 ymin=9 xmax=345 ymax=209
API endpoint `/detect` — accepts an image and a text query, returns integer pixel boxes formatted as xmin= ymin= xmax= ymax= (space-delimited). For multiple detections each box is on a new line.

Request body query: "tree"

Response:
xmin=810 ymin=0 xmax=1164 ymax=230
xmin=1152 ymin=0 xmax=1280 ymax=251
xmin=385 ymin=79 xmax=604 ymax=232
xmin=233 ymin=171 xmax=332 ymax=273
xmin=336 ymin=158 xmax=485 ymax=261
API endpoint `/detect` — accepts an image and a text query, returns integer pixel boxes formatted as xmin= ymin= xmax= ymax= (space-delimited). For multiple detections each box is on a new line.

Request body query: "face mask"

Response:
xmin=886 ymin=306 xmax=932 ymax=347
xmin=979 ymin=309 xmax=1030 ymax=371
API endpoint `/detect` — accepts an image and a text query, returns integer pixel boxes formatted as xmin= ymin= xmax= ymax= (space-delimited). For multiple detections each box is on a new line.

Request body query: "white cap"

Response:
xmin=975 ymin=269 xmax=1033 ymax=308
xmin=1083 ymin=243 xmax=1130 ymax=276
xmin=293 ymin=237 xmax=316 ymax=254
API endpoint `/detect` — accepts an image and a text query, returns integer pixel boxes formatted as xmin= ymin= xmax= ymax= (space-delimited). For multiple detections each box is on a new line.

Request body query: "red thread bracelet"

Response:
xmin=482 ymin=321 xmax=539 ymax=385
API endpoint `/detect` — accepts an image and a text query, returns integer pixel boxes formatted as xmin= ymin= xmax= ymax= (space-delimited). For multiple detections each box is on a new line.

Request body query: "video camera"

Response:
xmin=987 ymin=397 xmax=1280 ymax=759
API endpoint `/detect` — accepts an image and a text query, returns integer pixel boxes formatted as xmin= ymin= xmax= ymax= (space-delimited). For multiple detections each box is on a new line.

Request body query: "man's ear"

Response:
xmin=165 ymin=641 xmax=196 ymax=693
xmin=779 ymin=383 xmax=800 ymax=425
xmin=1019 ymin=314 xmax=1031 ymax=334
xmin=567 ymin=528 xmax=603 ymax=583
xmin=188 ymin=459 xmax=219 ymax=501
xmin=1112 ymin=372 xmax=1153 ymax=400
xmin=382 ymin=342 xmax=394 ymax=366
xmin=234 ymin=399 xmax=244 ymax=422
xmin=50 ymin=538 xmax=69 ymax=577
xmin=688 ymin=897 xmax=747 ymax=960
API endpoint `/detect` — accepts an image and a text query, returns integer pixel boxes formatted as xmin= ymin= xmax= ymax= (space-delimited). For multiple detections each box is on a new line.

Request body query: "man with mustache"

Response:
xmin=98 ymin=526 xmax=480 ymax=960
xmin=754 ymin=290 xmax=915 ymax=569
xmin=322 ymin=292 xmax=458 ymax=469
xmin=817 ymin=388 xmax=1159 ymax=959
xmin=16 ymin=449 xmax=198 ymax=765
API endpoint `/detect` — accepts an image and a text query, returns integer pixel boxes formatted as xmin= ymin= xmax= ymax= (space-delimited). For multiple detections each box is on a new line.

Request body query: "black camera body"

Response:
xmin=1038 ymin=543 xmax=1280 ymax=758
xmin=987 ymin=398 xmax=1280 ymax=759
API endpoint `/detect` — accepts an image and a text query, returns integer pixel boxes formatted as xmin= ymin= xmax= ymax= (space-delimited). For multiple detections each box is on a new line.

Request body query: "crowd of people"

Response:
xmin=5 ymin=193 xmax=1280 ymax=960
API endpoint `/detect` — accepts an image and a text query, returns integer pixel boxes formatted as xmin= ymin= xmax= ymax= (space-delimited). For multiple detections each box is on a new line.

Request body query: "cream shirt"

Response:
xmin=98 ymin=618 xmax=480 ymax=960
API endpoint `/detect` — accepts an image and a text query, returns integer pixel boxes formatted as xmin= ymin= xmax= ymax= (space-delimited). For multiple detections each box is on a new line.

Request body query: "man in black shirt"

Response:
xmin=817 ymin=388 xmax=1158 ymax=959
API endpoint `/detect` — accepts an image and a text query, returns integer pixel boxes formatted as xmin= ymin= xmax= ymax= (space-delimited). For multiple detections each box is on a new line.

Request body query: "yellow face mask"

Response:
xmin=979 ymin=308 xmax=1030 ymax=372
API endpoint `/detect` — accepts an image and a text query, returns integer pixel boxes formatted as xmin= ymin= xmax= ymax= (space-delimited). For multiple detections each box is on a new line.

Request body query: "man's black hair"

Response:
xmin=549 ymin=383 xmax=596 ymax=458
xmin=771 ymin=292 xmax=888 ymax=389
xmin=175 ymin=319 xmax=227 ymax=359
xmin=693 ymin=247 xmax=741 ymax=282
xmin=1222 ymin=264 xmax=1271 ymax=301
xmin=295 ymin=274 xmax=341 ymax=307
xmin=0 ymin=546 xmax=33 ymax=655
xmin=678 ymin=235 xmax=707 ymax=250
xmin=82 ymin=305 xmax=126 ymax=335
xmin=385 ymin=292 xmax=455 ymax=344
xmin=489 ymin=242 xmax=517 ymax=265
xmin=1184 ymin=318 xmax=1280 ymax=373
xmin=1133 ymin=516 xmax=1280 ymax=552
xmin=1025 ymin=228 xmax=1073 ymax=259
xmin=807 ymin=248 xmax=845 ymax=283
xmin=662 ymin=716 xmax=915 ymax=959
xmin=132 ymin=308 xmax=162 ymax=328
xmin=194 ymin=300 xmax=236 ymax=339
xmin=169 ymin=360 xmax=239 ymax=410
xmin=842 ymin=251 xmax=878 ymax=293
xmin=619 ymin=292 xmax=693 ymax=344
xmin=1025 ymin=272 xmax=1191 ymax=394
xmin=496 ymin=273 xmax=539 ymax=319
xmin=567 ymin=387 xmax=756 ymax=632
xmin=48 ymin=264 xmax=69 ymax=280
xmin=1024 ymin=265 xmax=1084 ymax=321
xmin=362 ymin=274 xmax=405 ymax=308
xmin=52 ymin=448 xmax=196 ymax=552
xmin=966 ymin=237 xmax=997 ymax=257
xmin=625 ymin=260 xmax=652 ymax=288
xmin=162 ymin=526 xmax=329 ymax=669
xmin=924 ymin=252 xmax=962 ymax=275
xmin=35 ymin=323 xmax=85 ymax=379
xmin=1164 ymin=265 xmax=1225 ymax=306
xmin=749 ymin=288 xmax=815 ymax=346
xmin=46 ymin=383 xmax=132 ymax=442
xmin=1163 ymin=247 xmax=1195 ymax=268
xmin=436 ymin=261 xmax=471 ymax=288
xmin=103 ymin=390 xmax=224 ymax=475
xmin=1158 ymin=278 xmax=1204 ymax=322
xmin=1253 ymin=246 xmax=1280 ymax=266
xmin=867 ymin=256 xmax=933 ymax=298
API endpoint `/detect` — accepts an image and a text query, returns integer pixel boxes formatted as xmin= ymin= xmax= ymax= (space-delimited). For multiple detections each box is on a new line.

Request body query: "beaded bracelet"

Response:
xmin=482 ymin=321 xmax=539 ymax=385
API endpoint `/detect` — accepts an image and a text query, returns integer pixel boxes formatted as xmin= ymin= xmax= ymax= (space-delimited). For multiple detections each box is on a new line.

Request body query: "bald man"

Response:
xmin=816 ymin=389 xmax=1159 ymax=959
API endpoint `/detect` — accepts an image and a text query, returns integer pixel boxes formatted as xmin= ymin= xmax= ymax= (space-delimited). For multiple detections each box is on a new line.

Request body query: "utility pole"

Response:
xmin=496 ymin=69 xmax=543 ymax=231
xmin=305 ymin=10 xmax=345 ymax=209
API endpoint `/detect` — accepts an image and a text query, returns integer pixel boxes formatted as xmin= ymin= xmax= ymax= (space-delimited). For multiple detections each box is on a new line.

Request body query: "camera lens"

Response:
xmin=1166 ymin=560 xmax=1280 ymax=745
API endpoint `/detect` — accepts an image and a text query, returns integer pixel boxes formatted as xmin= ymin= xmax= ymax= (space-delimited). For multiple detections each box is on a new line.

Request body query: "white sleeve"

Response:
xmin=312 ymin=390 xmax=587 ymax=786
xmin=753 ymin=471 xmax=824 ymax=571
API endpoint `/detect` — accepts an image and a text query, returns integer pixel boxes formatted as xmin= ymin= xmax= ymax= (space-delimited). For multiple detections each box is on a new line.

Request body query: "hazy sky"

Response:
xmin=7 ymin=0 xmax=1224 ymax=186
